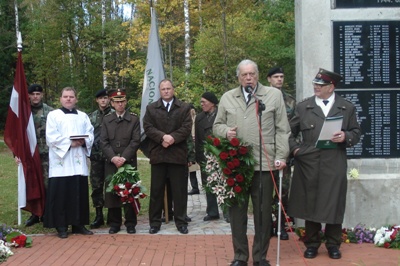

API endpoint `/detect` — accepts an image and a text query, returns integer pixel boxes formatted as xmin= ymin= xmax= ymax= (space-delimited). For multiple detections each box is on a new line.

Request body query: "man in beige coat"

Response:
xmin=213 ymin=59 xmax=290 ymax=266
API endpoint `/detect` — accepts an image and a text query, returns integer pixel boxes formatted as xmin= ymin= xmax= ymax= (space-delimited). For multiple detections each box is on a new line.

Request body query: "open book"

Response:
xmin=315 ymin=116 xmax=343 ymax=149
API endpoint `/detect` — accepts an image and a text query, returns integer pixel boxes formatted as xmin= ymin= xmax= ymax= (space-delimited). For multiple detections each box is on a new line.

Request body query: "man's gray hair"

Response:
xmin=236 ymin=59 xmax=259 ymax=77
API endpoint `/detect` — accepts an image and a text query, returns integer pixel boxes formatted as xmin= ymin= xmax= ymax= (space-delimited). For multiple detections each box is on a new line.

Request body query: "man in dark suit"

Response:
xmin=143 ymin=79 xmax=192 ymax=235
xmin=100 ymin=88 xmax=141 ymax=234
xmin=288 ymin=68 xmax=361 ymax=260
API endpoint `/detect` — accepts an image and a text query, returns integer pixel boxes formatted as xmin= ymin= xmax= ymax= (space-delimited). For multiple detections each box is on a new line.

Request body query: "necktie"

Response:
xmin=166 ymin=103 xmax=170 ymax=112
xmin=323 ymin=100 xmax=329 ymax=106
xmin=247 ymin=94 xmax=252 ymax=105
xmin=118 ymin=116 xmax=122 ymax=121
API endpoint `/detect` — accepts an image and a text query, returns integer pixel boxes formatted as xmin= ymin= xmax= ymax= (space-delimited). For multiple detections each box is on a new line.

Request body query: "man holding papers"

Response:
xmin=288 ymin=68 xmax=361 ymax=260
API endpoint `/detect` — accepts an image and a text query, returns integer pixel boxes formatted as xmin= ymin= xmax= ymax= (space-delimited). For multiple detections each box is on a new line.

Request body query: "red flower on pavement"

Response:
xmin=384 ymin=242 xmax=391 ymax=248
xmin=230 ymin=137 xmax=240 ymax=147
xmin=219 ymin=152 xmax=229 ymax=160
xmin=239 ymin=146 xmax=248 ymax=155
xmin=227 ymin=178 xmax=235 ymax=187
xmin=11 ymin=235 xmax=27 ymax=248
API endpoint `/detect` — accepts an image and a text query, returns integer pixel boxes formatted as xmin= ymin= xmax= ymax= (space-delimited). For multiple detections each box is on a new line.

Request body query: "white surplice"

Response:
xmin=46 ymin=109 xmax=94 ymax=178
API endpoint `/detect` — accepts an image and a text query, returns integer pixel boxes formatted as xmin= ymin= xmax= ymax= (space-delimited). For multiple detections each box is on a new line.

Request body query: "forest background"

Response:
xmin=0 ymin=0 xmax=294 ymax=129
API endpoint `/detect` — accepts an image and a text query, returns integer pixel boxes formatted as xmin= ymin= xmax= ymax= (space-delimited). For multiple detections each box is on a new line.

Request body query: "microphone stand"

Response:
xmin=251 ymin=92 xmax=266 ymax=263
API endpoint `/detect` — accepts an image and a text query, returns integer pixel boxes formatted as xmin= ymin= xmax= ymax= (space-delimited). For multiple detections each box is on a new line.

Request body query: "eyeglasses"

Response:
xmin=240 ymin=72 xmax=256 ymax=78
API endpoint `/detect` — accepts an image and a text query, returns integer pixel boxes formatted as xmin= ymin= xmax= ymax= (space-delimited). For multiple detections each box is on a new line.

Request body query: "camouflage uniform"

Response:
xmin=89 ymin=106 xmax=114 ymax=208
xmin=31 ymin=102 xmax=53 ymax=189
xmin=272 ymin=90 xmax=296 ymax=233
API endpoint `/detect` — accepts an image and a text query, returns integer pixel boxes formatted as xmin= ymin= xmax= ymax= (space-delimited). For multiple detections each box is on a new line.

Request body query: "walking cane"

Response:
xmin=164 ymin=185 xmax=169 ymax=224
xmin=276 ymin=168 xmax=283 ymax=266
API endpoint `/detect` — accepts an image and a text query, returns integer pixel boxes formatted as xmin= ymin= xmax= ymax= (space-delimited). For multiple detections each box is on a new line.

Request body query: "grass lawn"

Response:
xmin=0 ymin=141 xmax=151 ymax=235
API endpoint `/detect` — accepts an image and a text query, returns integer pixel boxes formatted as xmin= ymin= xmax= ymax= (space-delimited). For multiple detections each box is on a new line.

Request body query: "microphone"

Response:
xmin=245 ymin=85 xmax=253 ymax=94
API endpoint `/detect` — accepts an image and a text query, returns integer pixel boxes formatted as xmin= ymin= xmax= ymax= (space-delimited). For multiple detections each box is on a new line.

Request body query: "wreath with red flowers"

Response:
xmin=105 ymin=164 xmax=147 ymax=214
xmin=203 ymin=135 xmax=255 ymax=209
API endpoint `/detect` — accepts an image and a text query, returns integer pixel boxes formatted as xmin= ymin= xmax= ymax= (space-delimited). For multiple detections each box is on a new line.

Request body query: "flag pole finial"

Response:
xmin=17 ymin=31 xmax=23 ymax=51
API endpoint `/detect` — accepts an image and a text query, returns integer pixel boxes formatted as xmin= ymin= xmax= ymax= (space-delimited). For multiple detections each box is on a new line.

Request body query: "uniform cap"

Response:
xmin=312 ymin=68 xmax=342 ymax=86
xmin=28 ymin=84 xmax=43 ymax=94
xmin=108 ymin=88 xmax=126 ymax=102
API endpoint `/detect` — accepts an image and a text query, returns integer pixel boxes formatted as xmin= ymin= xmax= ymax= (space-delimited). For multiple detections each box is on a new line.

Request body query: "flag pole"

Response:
xmin=17 ymin=31 xmax=23 ymax=226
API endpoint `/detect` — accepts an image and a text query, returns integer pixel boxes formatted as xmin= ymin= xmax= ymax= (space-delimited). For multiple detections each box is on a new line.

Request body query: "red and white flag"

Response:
xmin=4 ymin=51 xmax=45 ymax=217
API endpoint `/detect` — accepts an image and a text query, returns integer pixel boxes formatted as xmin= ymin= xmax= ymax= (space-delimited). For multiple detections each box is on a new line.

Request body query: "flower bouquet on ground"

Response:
xmin=105 ymin=164 xmax=147 ymax=214
xmin=0 ymin=224 xmax=33 ymax=262
xmin=202 ymin=135 xmax=255 ymax=210
xmin=374 ymin=225 xmax=400 ymax=249
xmin=344 ymin=224 xmax=375 ymax=244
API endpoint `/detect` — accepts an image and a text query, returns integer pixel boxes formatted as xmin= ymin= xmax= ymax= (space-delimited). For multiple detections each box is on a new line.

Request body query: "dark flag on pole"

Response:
xmin=4 ymin=50 xmax=45 ymax=217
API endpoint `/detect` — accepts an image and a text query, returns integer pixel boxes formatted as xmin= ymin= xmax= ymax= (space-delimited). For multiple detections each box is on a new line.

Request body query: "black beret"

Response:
xmin=313 ymin=68 xmax=342 ymax=87
xmin=267 ymin=67 xmax=284 ymax=77
xmin=28 ymin=84 xmax=43 ymax=94
xmin=201 ymin=92 xmax=219 ymax=105
xmin=95 ymin=88 xmax=108 ymax=98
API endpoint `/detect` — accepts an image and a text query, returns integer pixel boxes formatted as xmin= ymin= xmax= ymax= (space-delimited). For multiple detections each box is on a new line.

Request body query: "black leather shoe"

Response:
xmin=56 ymin=227 xmax=68 ymax=239
xmin=72 ymin=225 xmax=94 ymax=235
xmin=203 ymin=215 xmax=219 ymax=221
xmin=280 ymin=229 xmax=289 ymax=240
xmin=253 ymin=259 xmax=270 ymax=266
xmin=185 ymin=215 xmax=192 ymax=222
xmin=177 ymin=225 xmax=189 ymax=234
xmin=230 ymin=260 xmax=247 ymax=266
xmin=127 ymin=226 xmax=136 ymax=234
xmin=188 ymin=189 xmax=200 ymax=195
xmin=149 ymin=226 xmax=160 ymax=234
xmin=25 ymin=215 xmax=40 ymax=227
xmin=109 ymin=226 xmax=120 ymax=234
xmin=327 ymin=246 xmax=341 ymax=259
xmin=90 ymin=207 xmax=104 ymax=229
xmin=304 ymin=247 xmax=318 ymax=259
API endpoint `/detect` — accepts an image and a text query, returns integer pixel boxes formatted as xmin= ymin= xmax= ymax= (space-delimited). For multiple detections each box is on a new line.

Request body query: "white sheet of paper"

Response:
xmin=318 ymin=116 xmax=343 ymax=140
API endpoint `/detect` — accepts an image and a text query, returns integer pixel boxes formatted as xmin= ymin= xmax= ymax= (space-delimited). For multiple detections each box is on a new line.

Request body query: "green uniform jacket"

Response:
xmin=288 ymin=93 xmax=361 ymax=224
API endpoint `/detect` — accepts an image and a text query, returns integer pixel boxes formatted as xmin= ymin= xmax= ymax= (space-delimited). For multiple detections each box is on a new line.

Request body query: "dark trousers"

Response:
xmin=305 ymin=220 xmax=342 ymax=249
xmin=230 ymin=171 xmax=273 ymax=263
xmin=189 ymin=171 xmax=199 ymax=191
xmin=201 ymin=171 xmax=220 ymax=217
xmin=90 ymin=160 xmax=105 ymax=208
xmin=149 ymin=163 xmax=188 ymax=228
xmin=107 ymin=204 xmax=137 ymax=228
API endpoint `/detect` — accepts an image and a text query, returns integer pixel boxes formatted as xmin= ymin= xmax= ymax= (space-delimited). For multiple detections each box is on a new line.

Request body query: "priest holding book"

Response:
xmin=44 ymin=87 xmax=94 ymax=239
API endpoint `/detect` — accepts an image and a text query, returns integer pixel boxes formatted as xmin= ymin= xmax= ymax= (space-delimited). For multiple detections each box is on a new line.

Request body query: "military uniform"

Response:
xmin=25 ymin=84 xmax=53 ymax=227
xmin=32 ymin=102 xmax=53 ymax=188
xmin=89 ymin=105 xmax=114 ymax=208
xmin=100 ymin=88 xmax=141 ymax=234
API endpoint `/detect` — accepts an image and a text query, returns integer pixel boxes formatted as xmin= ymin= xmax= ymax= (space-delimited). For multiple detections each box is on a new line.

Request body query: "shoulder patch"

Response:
xmin=105 ymin=113 xmax=112 ymax=117
xmin=130 ymin=112 xmax=138 ymax=116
